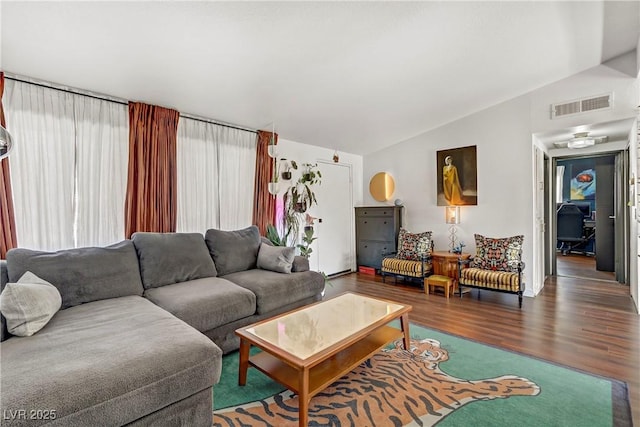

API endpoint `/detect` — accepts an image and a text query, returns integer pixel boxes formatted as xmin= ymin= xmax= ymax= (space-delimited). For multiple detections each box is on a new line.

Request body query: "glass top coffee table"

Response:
xmin=235 ymin=292 xmax=411 ymax=427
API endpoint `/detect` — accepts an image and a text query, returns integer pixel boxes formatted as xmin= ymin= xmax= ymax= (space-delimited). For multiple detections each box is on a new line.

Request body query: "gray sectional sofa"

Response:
xmin=0 ymin=226 xmax=325 ymax=426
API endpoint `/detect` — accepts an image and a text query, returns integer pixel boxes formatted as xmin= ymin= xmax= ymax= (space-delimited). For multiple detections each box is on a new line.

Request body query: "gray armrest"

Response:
xmin=292 ymin=256 xmax=309 ymax=272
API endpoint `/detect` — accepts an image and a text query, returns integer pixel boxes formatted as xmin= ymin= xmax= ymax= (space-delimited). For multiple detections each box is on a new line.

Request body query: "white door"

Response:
xmin=313 ymin=161 xmax=353 ymax=276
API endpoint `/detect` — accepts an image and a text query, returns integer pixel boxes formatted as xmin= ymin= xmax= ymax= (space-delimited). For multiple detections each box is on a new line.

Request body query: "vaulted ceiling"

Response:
xmin=1 ymin=1 xmax=638 ymax=155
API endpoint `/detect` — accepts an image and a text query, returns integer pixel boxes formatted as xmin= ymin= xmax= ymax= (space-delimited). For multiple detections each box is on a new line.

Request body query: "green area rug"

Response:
xmin=213 ymin=323 xmax=631 ymax=426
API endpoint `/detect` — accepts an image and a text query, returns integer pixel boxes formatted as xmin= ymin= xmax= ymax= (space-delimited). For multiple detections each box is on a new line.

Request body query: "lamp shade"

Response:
xmin=445 ymin=206 xmax=460 ymax=224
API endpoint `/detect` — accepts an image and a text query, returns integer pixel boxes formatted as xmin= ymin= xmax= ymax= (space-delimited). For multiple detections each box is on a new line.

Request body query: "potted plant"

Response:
xmin=266 ymin=224 xmax=286 ymax=246
xmin=287 ymin=163 xmax=322 ymax=214
xmin=304 ymin=213 xmax=317 ymax=232
xmin=297 ymin=227 xmax=317 ymax=259
xmin=301 ymin=163 xmax=321 ymax=183
xmin=280 ymin=159 xmax=297 ymax=181
xmin=279 ymin=163 xmax=322 ymax=245
xmin=268 ymin=160 xmax=279 ymax=195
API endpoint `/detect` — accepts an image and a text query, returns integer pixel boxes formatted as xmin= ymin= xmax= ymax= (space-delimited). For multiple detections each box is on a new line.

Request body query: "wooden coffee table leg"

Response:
xmin=298 ymin=369 xmax=310 ymax=427
xmin=238 ymin=338 xmax=250 ymax=386
xmin=400 ymin=313 xmax=410 ymax=350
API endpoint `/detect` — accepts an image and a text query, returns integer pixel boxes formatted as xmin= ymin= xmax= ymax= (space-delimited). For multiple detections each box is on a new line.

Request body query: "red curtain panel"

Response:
xmin=0 ymin=72 xmax=18 ymax=257
xmin=125 ymin=102 xmax=179 ymax=239
xmin=252 ymin=130 xmax=277 ymax=236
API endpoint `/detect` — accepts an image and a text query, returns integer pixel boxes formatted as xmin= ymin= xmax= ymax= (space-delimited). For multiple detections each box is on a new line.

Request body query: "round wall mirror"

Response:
xmin=369 ymin=172 xmax=395 ymax=202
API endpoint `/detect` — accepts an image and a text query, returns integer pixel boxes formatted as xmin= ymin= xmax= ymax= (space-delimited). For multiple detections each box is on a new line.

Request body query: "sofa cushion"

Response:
xmin=132 ymin=232 xmax=217 ymax=289
xmin=461 ymin=267 xmax=521 ymax=292
xmin=6 ymin=241 xmax=144 ymax=309
xmin=473 ymin=234 xmax=524 ymax=272
xmin=0 ymin=271 xmax=62 ymax=337
xmin=144 ymin=277 xmax=256 ymax=332
xmin=222 ymin=269 xmax=325 ymax=315
xmin=381 ymin=257 xmax=432 ymax=278
xmin=205 ymin=226 xmax=261 ymax=276
xmin=257 ymin=243 xmax=295 ymax=274
xmin=0 ymin=296 xmax=221 ymax=426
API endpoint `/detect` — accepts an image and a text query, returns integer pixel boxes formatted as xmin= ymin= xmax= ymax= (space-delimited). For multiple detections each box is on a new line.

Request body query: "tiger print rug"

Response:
xmin=213 ymin=338 xmax=540 ymax=426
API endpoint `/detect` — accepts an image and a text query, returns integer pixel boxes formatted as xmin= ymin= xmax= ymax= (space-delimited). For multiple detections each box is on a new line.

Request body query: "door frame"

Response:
xmin=550 ymin=150 xmax=628 ymax=283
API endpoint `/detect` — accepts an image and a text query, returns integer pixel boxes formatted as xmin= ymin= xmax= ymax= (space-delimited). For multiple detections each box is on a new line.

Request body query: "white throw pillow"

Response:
xmin=0 ymin=271 xmax=62 ymax=337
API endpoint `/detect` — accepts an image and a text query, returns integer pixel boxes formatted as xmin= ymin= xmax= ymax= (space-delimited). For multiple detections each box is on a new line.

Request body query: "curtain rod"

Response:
xmin=4 ymin=73 xmax=258 ymax=134
xmin=179 ymin=113 xmax=257 ymax=134
xmin=5 ymin=74 xmax=128 ymax=105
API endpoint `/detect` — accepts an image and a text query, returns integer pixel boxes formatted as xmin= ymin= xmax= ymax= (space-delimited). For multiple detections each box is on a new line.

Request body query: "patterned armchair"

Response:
xmin=381 ymin=228 xmax=433 ymax=285
xmin=458 ymin=234 xmax=525 ymax=308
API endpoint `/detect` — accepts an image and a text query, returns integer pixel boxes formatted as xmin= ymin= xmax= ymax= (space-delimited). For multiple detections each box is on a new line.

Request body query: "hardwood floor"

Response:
xmin=325 ymin=272 xmax=640 ymax=425
xmin=557 ymin=252 xmax=616 ymax=281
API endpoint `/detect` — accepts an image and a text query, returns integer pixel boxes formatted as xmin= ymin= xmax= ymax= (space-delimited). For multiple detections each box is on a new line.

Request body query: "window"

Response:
xmin=4 ymin=80 xmax=128 ymax=250
xmin=177 ymin=118 xmax=256 ymax=232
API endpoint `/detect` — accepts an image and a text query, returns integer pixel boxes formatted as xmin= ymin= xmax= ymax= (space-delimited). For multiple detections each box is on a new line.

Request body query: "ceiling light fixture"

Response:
xmin=0 ymin=125 xmax=14 ymax=160
xmin=567 ymin=132 xmax=595 ymax=149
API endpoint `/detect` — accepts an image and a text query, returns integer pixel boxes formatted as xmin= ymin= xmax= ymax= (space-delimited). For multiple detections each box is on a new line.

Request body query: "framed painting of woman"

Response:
xmin=436 ymin=145 xmax=477 ymax=206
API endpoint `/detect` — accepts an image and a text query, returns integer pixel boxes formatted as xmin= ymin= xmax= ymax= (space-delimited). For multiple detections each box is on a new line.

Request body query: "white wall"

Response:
xmin=364 ymin=95 xmax=536 ymax=296
xmin=274 ymin=138 xmax=363 ymax=271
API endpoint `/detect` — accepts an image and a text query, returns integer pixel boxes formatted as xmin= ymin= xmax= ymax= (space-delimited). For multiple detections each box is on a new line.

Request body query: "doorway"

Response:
xmin=553 ymin=152 xmax=623 ymax=282
xmin=313 ymin=160 xmax=354 ymax=276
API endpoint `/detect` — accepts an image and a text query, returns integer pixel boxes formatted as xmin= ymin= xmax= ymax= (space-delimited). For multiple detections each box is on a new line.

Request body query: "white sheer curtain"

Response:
xmin=218 ymin=128 xmax=257 ymax=230
xmin=177 ymin=118 xmax=256 ymax=232
xmin=74 ymin=97 xmax=128 ymax=247
xmin=4 ymin=80 xmax=76 ymax=250
xmin=4 ymin=79 xmax=128 ymax=250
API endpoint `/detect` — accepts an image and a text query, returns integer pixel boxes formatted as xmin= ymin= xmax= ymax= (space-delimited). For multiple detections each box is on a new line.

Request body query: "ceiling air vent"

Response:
xmin=551 ymin=93 xmax=613 ymax=119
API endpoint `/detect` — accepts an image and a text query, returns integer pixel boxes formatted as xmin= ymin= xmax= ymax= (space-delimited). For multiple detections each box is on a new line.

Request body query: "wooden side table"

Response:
xmin=425 ymin=275 xmax=455 ymax=299
xmin=430 ymin=251 xmax=471 ymax=289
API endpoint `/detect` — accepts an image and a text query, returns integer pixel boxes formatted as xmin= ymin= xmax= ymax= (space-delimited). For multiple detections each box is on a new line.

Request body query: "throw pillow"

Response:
xmin=397 ymin=228 xmax=432 ymax=261
xmin=257 ymin=243 xmax=295 ymax=274
xmin=0 ymin=271 xmax=62 ymax=337
xmin=205 ymin=226 xmax=261 ymax=276
xmin=473 ymin=234 xmax=524 ymax=272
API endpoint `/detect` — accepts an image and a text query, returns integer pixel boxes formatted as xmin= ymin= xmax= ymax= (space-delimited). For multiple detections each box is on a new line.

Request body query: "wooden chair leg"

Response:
xmin=518 ymin=292 xmax=523 ymax=308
